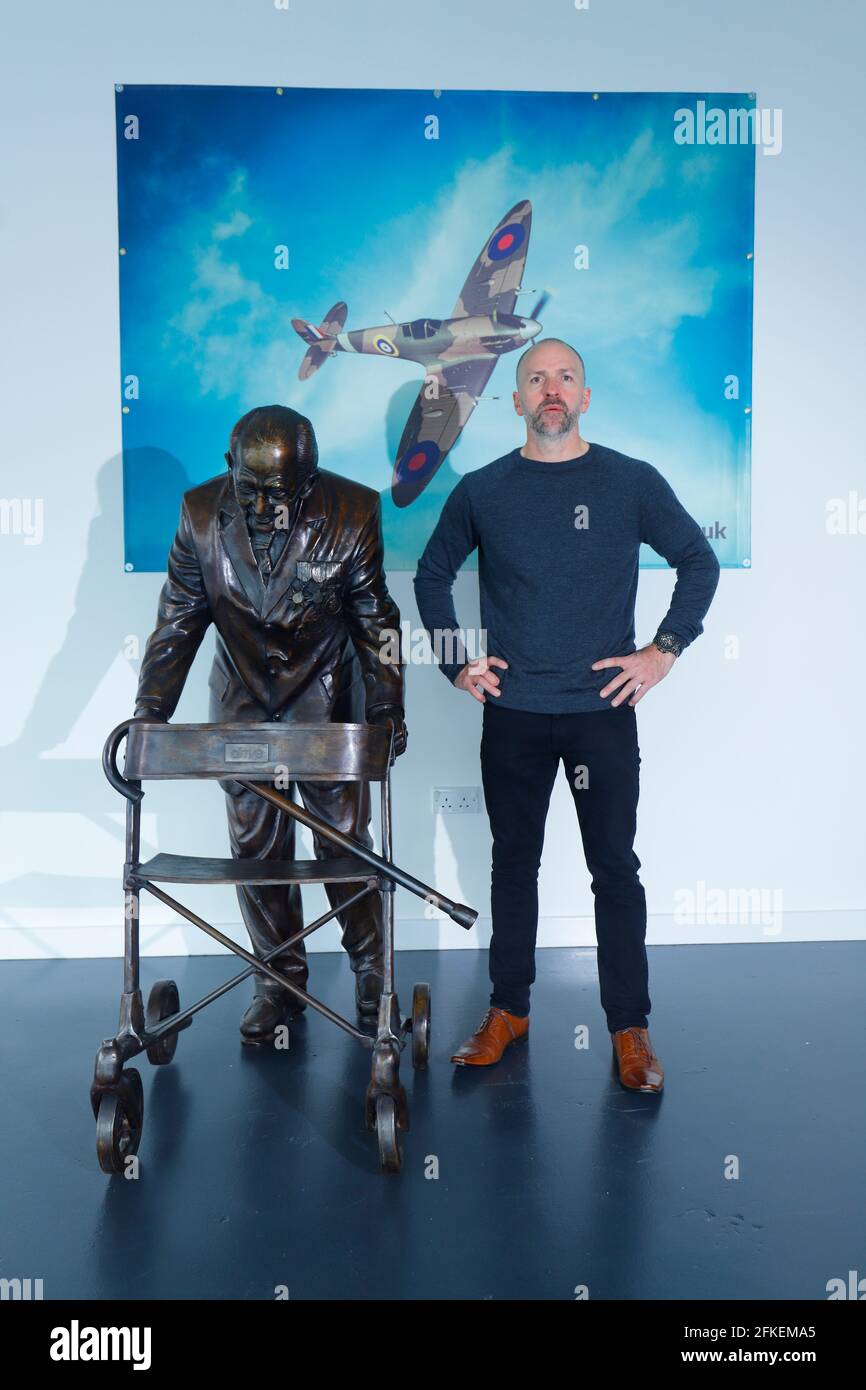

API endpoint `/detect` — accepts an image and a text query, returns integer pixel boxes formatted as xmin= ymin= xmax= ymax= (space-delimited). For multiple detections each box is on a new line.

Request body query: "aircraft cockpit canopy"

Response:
xmin=400 ymin=318 xmax=444 ymax=340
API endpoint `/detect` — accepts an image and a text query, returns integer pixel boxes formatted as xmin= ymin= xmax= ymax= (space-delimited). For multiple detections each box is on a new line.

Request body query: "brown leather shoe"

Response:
xmin=611 ymin=1026 xmax=664 ymax=1092
xmin=451 ymin=1006 xmax=529 ymax=1067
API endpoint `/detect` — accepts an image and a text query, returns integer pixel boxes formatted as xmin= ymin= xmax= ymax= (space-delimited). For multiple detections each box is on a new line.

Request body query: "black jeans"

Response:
xmin=479 ymin=701 xmax=650 ymax=1034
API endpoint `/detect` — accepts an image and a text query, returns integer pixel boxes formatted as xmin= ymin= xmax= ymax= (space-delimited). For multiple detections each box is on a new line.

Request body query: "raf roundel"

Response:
xmin=375 ymin=336 xmax=399 ymax=356
xmin=487 ymin=222 xmax=526 ymax=262
xmin=396 ymin=439 xmax=440 ymax=486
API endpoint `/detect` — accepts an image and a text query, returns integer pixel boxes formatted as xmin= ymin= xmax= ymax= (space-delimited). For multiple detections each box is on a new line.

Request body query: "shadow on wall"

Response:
xmin=0 ymin=447 xmax=202 ymax=953
xmin=380 ymin=378 xmax=490 ymax=946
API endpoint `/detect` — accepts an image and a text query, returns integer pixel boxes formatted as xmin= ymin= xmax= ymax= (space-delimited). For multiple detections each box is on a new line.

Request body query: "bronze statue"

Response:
xmin=134 ymin=404 xmax=406 ymax=1042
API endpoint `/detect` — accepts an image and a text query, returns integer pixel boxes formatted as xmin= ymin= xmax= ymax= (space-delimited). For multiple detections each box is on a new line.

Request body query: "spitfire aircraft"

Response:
xmin=291 ymin=200 xmax=549 ymax=507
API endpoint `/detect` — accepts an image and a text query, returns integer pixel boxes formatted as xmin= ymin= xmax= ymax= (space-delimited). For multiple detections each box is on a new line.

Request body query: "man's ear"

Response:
xmin=513 ymin=390 xmax=524 ymax=417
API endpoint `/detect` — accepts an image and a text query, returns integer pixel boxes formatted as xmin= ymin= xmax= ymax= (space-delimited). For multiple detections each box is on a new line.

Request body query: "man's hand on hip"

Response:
xmin=455 ymin=655 xmax=509 ymax=704
xmin=592 ymin=643 xmax=676 ymax=707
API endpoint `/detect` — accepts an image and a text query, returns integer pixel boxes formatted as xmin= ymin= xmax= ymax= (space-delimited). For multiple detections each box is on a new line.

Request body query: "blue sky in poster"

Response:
xmin=117 ymin=86 xmax=753 ymax=571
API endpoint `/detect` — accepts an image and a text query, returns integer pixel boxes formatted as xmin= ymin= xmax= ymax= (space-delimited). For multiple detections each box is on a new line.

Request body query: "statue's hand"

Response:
xmin=367 ymin=706 xmax=407 ymax=758
xmin=132 ymin=707 xmax=168 ymax=723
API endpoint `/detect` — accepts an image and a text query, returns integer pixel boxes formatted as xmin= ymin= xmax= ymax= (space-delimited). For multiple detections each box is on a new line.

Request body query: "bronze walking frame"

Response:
xmin=92 ymin=718 xmax=477 ymax=1173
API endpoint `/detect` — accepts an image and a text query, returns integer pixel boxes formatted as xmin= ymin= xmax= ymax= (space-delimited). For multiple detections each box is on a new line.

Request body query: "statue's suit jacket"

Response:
xmin=135 ymin=469 xmax=404 ymax=757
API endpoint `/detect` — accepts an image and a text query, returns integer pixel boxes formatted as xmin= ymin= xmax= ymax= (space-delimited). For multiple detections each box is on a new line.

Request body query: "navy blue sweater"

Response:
xmin=413 ymin=443 xmax=721 ymax=714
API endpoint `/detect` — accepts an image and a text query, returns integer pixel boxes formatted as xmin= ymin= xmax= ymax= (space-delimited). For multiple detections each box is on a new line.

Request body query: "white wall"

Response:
xmin=1 ymin=0 xmax=864 ymax=960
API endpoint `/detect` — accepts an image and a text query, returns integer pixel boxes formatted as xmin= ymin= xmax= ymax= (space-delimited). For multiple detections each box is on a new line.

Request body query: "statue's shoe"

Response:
xmin=240 ymin=993 xmax=305 ymax=1045
xmin=355 ymin=967 xmax=384 ymax=1018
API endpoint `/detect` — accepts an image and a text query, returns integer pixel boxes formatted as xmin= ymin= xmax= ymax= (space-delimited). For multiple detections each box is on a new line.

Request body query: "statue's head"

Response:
xmin=225 ymin=405 xmax=319 ymax=535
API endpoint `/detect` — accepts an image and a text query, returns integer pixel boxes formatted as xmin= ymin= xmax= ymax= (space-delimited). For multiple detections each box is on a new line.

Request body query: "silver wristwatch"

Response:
xmin=653 ymin=631 xmax=684 ymax=658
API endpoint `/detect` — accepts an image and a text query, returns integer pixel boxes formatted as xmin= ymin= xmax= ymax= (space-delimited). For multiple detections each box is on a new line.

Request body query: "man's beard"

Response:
xmin=528 ymin=402 xmax=579 ymax=437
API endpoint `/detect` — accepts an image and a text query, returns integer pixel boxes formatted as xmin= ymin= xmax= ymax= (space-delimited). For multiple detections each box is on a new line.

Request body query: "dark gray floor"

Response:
xmin=0 ymin=943 xmax=862 ymax=1301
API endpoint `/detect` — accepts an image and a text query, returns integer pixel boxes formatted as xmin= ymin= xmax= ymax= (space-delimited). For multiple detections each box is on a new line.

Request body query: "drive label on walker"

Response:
xmin=224 ymin=743 xmax=270 ymax=762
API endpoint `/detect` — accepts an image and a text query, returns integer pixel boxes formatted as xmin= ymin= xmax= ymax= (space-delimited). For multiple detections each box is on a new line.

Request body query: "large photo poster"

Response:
xmin=116 ymin=85 xmax=754 ymax=571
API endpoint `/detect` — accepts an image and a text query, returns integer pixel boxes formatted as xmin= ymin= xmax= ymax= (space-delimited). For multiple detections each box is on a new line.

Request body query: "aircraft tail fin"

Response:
xmin=292 ymin=301 xmax=348 ymax=380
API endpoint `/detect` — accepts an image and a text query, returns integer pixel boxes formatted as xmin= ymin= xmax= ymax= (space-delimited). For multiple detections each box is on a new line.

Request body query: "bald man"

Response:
xmin=413 ymin=339 xmax=720 ymax=1091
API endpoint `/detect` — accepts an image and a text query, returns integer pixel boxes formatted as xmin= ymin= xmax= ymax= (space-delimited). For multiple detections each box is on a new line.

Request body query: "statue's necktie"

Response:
xmin=252 ymin=532 xmax=275 ymax=580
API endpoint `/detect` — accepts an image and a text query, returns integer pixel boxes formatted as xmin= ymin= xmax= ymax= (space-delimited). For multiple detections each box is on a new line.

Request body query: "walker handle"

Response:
xmin=102 ymin=719 xmax=143 ymax=804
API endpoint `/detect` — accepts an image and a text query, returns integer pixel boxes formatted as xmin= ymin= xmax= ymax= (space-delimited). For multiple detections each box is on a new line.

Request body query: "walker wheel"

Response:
xmin=375 ymin=1094 xmax=402 ymax=1174
xmin=411 ymin=982 xmax=431 ymax=1069
xmin=145 ymin=979 xmax=180 ymax=1065
xmin=95 ymin=1068 xmax=143 ymax=1174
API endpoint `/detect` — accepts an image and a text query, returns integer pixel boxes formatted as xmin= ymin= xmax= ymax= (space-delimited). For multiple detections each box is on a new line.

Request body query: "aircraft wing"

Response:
xmin=391 ymin=357 xmax=497 ymax=507
xmin=450 ymin=199 xmax=532 ymax=319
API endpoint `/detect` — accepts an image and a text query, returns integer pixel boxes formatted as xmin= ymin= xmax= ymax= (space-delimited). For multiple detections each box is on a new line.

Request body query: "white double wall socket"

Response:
xmin=432 ymin=787 xmax=481 ymax=814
